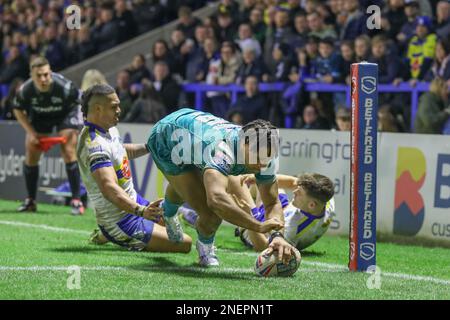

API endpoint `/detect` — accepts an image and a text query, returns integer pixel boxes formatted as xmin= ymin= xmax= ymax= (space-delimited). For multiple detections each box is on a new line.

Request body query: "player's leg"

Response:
xmin=98 ymin=214 xmax=191 ymax=253
xmin=59 ymin=127 xmax=84 ymax=215
xmin=165 ymin=171 xmax=222 ymax=236
xmin=143 ymin=223 xmax=192 ymax=253
xmin=18 ymin=131 xmax=44 ymax=212
xmin=163 ymin=171 xmax=222 ymax=266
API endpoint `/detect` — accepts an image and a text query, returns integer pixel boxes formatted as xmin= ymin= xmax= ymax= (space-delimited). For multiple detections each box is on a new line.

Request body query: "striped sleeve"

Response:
xmin=87 ymin=139 xmax=112 ymax=173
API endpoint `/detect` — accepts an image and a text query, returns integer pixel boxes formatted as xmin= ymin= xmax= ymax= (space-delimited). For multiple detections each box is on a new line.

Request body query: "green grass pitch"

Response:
xmin=0 ymin=199 xmax=449 ymax=300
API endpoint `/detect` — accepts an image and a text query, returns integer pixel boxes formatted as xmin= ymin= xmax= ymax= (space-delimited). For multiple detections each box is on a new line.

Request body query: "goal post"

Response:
xmin=349 ymin=62 xmax=378 ymax=272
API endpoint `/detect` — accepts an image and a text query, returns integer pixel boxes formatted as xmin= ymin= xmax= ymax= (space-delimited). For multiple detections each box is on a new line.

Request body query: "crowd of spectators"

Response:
xmin=110 ymin=0 xmax=450 ymax=133
xmin=0 ymin=0 xmax=209 ymax=81
xmin=1 ymin=0 xmax=450 ymax=134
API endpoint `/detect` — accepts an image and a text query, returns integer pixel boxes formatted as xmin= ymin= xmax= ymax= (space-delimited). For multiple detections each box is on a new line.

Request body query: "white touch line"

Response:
xmin=0 ymin=220 xmax=90 ymax=235
xmin=1 ymin=220 xmax=449 ymax=286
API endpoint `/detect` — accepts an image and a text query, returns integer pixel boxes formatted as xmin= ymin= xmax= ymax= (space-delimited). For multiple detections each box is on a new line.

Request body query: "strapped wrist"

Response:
xmin=268 ymin=231 xmax=284 ymax=244
xmin=134 ymin=204 xmax=145 ymax=217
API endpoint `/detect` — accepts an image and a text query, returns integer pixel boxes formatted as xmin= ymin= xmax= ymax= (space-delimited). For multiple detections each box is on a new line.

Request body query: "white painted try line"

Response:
xmin=0 ymin=265 xmax=321 ymax=274
xmin=220 ymin=250 xmax=450 ymax=286
xmin=1 ymin=220 xmax=449 ymax=286
xmin=0 ymin=220 xmax=90 ymax=235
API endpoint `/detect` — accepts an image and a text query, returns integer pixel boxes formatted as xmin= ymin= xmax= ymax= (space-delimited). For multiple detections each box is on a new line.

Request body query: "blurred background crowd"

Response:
xmin=1 ymin=0 xmax=450 ymax=134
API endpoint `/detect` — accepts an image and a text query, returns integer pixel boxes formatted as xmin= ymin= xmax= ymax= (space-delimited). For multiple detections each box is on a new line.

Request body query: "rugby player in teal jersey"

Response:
xmin=146 ymin=108 xmax=295 ymax=266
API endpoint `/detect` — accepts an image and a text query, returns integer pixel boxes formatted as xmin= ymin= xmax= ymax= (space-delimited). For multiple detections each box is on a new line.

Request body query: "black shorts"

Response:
xmin=32 ymin=106 xmax=84 ymax=134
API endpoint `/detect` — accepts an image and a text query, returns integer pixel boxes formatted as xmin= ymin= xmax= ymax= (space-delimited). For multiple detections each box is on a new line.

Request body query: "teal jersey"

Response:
xmin=147 ymin=108 xmax=276 ymax=183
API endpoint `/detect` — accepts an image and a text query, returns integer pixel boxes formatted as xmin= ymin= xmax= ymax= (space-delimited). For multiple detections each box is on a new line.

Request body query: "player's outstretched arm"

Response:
xmin=258 ymin=180 xmax=284 ymax=226
xmin=123 ymin=143 xmax=149 ymax=160
xmin=241 ymin=174 xmax=297 ymax=190
xmin=92 ymin=166 xmax=162 ymax=220
xmin=273 ymin=174 xmax=298 ymax=190
xmin=204 ymin=169 xmax=282 ymax=233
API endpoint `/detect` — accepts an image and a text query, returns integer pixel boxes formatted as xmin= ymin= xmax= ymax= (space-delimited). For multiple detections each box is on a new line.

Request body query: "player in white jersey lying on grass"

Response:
xmin=180 ymin=173 xmax=335 ymax=251
xmin=78 ymin=84 xmax=192 ymax=253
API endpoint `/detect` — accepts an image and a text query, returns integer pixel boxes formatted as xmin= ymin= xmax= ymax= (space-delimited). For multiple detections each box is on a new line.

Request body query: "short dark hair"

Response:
xmin=320 ymin=37 xmax=335 ymax=47
xmin=297 ymin=173 xmax=335 ymax=204
xmin=241 ymin=119 xmax=279 ymax=158
xmin=81 ymin=84 xmax=115 ymax=117
xmin=30 ymin=56 xmax=50 ymax=70
xmin=178 ymin=6 xmax=191 ymax=17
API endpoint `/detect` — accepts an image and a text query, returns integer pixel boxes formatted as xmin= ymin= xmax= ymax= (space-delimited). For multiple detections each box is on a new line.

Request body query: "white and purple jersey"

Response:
xmin=251 ymin=196 xmax=335 ymax=250
xmin=77 ymin=122 xmax=138 ymax=227
xmin=284 ymin=198 xmax=335 ymax=250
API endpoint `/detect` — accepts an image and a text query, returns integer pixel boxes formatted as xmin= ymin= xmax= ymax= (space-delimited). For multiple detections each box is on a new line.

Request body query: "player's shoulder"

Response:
xmin=51 ymin=72 xmax=71 ymax=86
xmin=17 ymin=78 xmax=35 ymax=98
xmin=51 ymin=73 xmax=77 ymax=95
xmin=108 ymin=126 xmax=120 ymax=137
xmin=79 ymin=126 xmax=109 ymax=149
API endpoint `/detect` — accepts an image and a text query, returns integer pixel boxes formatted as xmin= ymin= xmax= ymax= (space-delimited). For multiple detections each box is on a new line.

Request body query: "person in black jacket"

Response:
xmin=265 ymin=42 xmax=292 ymax=82
xmin=175 ymin=6 xmax=201 ymax=40
xmin=297 ymin=104 xmax=330 ymax=130
xmin=92 ymin=5 xmax=120 ymax=53
xmin=0 ymin=46 xmax=28 ymax=84
xmin=42 ymin=25 xmax=66 ymax=71
xmin=151 ymin=39 xmax=177 ymax=75
xmin=12 ymin=57 xmax=84 ymax=215
xmin=368 ymin=35 xmax=401 ymax=84
xmin=132 ymin=0 xmax=163 ymax=34
xmin=151 ymin=61 xmax=181 ymax=113
xmin=214 ymin=10 xmax=237 ymax=43
xmin=230 ymin=76 xmax=268 ymax=124
xmin=235 ymin=48 xmax=268 ymax=85
xmin=75 ymin=25 xmax=97 ymax=63
xmin=425 ymin=39 xmax=450 ymax=83
xmin=1 ymin=77 xmax=24 ymax=120
xmin=127 ymin=54 xmax=151 ymax=84
xmin=123 ymin=80 xmax=167 ymax=123
xmin=115 ymin=0 xmax=138 ymax=43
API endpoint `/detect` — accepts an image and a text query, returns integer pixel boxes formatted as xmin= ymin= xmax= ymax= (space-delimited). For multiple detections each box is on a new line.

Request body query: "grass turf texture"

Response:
xmin=0 ymin=199 xmax=449 ymax=300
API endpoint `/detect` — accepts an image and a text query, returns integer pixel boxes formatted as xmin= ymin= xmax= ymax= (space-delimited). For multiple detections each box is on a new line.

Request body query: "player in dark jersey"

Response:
xmin=12 ymin=57 xmax=85 ymax=215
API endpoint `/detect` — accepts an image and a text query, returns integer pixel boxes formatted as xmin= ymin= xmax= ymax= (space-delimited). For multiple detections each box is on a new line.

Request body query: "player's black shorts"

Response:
xmin=32 ymin=106 xmax=83 ymax=134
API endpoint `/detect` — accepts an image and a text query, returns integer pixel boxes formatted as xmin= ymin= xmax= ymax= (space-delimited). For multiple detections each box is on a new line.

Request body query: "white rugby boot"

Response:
xmin=196 ymin=240 xmax=220 ymax=267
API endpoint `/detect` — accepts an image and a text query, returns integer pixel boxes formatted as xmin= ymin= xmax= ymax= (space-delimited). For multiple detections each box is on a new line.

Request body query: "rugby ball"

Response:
xmin=254 ymin=247 xmax=301 ymax=277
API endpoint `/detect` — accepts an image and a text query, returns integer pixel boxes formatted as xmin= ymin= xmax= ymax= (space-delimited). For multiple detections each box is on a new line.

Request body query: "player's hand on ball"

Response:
xmin=143 ymin=198 xmax=163 ymax=220
xmin=259 ymin=218 xmax=283 ymax=233
xmin=267 ymin=237 xmax=294 ymax=265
